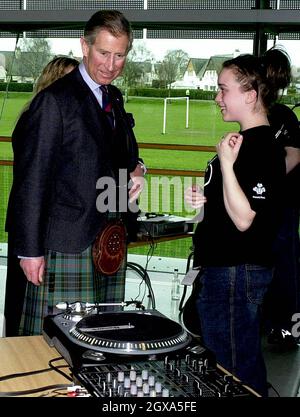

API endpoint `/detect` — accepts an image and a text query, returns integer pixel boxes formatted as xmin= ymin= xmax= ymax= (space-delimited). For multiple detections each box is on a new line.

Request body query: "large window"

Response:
xmin=0 ymin=2 xmax=300 ymax=256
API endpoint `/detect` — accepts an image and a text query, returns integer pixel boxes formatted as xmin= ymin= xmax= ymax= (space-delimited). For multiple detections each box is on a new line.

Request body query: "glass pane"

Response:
xmin=1 ymin=31 xmax=299 ymax=256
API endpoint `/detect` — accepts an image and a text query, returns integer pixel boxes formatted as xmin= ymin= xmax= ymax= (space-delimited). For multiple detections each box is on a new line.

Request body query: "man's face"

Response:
xmin=81 ymin=28 xmax=129 ymax=85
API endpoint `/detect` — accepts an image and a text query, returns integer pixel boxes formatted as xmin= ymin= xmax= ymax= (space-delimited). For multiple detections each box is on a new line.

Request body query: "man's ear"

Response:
xmin=245 ymin=89 xmax=257 ymax=104
xmin=80 ymin=37 xmax=89 ymax=58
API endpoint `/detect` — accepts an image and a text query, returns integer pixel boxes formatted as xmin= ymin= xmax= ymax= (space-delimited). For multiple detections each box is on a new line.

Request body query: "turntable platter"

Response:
xmin=69 ymin=310 xmax=191 ymax=355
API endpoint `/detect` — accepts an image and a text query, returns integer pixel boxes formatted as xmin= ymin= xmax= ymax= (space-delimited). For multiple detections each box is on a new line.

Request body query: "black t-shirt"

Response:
xmin=268 ymin=103 xmax=300 ymax=207
xmin=193 ymin=125 xmax=286 ymax=267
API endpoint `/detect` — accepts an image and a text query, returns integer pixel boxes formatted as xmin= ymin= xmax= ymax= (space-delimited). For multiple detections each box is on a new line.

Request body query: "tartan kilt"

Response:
xmin=19 ymin=245 xmax=127 ymax=336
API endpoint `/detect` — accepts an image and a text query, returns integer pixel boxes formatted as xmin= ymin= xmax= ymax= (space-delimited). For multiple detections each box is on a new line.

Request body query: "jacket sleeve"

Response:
xmin=7 ymin=91 xmax=62 ymax=257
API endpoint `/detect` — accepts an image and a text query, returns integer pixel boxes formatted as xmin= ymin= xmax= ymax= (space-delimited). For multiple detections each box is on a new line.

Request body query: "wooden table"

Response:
xmin=0 ymin=336 xmax=72 ymax=396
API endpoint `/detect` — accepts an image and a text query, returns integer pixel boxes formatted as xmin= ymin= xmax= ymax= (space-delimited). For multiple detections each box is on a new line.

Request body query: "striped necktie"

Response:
xmin=100 ymin=85 xmax=114 ymax=127
xmin=100 ymin=85 xmax=112 ymax=113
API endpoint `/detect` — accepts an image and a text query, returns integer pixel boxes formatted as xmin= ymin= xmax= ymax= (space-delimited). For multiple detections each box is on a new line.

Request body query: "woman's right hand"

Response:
xmin=184 ymin=185 xmax=207 ymax=209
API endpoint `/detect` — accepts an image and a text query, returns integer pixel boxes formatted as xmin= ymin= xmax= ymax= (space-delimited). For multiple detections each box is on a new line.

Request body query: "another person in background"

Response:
xmin=5 ymin=10 xmax=145 ymax=336
xmin=35 ymin=56 xmax=80 ymax=94
xmin=262 ymin=48 xmax=300 ymax=346
xmin=185 ymin=50 xmax=289 ymax=396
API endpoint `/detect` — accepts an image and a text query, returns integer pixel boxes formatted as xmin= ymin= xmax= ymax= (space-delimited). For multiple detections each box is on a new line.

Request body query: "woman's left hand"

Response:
xmin=217 ymin=132 xmax=243 ymax=166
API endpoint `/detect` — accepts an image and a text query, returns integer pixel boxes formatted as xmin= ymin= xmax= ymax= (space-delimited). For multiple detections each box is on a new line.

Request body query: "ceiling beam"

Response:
xmin=0 ymin=9 xmax=299 ymax=33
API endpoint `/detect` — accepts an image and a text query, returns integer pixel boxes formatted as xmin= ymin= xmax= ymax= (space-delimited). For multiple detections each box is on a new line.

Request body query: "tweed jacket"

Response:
xmin=6 ymin=67 xmax=139 ymax=257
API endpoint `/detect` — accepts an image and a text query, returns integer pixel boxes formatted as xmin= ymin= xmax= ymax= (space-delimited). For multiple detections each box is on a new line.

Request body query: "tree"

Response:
xmin=121 ymin=59 xmax=143 ymax=87
xmin=158 ymin=49 xmax=189 ymax=89
xmin=14 ymin=38 xmax=52 ymax=82
xmin=120 ymin=41 xmax=154 ymax=87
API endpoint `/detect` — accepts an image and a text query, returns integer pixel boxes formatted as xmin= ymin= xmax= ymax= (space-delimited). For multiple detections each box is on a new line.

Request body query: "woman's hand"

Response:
xmin=216 ymin=132 xmax=243 ymax=166
xmin=184 ymin=185 xmax=207 ymax=209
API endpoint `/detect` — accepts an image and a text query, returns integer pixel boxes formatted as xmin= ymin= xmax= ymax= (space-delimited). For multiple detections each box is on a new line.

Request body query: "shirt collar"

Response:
xmin=79 ymin=62 xmax=100 ymax=93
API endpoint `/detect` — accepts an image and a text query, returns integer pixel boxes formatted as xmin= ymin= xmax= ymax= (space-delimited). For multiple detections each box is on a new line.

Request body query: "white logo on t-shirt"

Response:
xmin=252 ymin=183 xmax=266 ymax=199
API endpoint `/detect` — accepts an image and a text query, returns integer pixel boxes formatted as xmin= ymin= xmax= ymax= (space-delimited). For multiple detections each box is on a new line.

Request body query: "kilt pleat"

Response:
xmin=19 ymin=246 xmax=126 ymax=336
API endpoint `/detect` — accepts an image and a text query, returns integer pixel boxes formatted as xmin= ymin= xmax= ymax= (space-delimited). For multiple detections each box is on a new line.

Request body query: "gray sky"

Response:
xmin=0 ymin=37 xmax=299 ymax=67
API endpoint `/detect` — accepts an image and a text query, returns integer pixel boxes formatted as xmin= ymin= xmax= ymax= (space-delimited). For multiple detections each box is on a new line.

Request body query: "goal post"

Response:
xmin=162 ymin=96 xmax=189 ymax=134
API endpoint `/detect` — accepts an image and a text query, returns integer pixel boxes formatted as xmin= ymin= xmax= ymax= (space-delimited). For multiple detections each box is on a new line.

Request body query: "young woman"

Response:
xmin=185 ymin=50 xmax=289 ymax=396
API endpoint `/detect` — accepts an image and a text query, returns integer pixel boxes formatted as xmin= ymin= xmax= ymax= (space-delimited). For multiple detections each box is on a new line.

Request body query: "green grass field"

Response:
xmin=1 ymin=94 xmax=299 ymax=258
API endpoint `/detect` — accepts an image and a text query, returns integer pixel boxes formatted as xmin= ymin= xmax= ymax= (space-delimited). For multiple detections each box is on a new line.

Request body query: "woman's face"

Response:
xmin=215 ymin=67 xmax=248 ymax=124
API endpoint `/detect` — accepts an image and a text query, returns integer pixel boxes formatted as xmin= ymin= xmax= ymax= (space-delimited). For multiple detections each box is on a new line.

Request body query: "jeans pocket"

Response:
xmin=246 ymin=264 xmax=273 ymax=305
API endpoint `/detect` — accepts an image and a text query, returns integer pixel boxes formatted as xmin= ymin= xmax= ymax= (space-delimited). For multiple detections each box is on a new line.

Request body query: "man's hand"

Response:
xmin=20 ymin=257 xmax=45 ymax=286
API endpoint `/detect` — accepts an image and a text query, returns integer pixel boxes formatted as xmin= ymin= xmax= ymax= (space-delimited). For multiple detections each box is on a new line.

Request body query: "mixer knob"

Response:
xmin=130 ymin=370 xmax=137 ymax=382
xmin=148 ymin=375 xmax=155 ymax=387
xmin=162 ymin=388 xmax=170 ymax=397
xmin=150 ymin=389 xmax=157 ymax=397
xmin=130 ymin=384 xmax=137 ymax=396
xmin=142 ymin=370 xmax=148 ymax=380
xmin=136 ymin=376 xmax=143 ymax=388
xmin=124 ymin=377 xmax=131 ymax=389
xmin=155 ymin=382 xmax=162 ymax=394
xmin=117 ymin=371 xmax=124 ymax=383
xmin=143 ymin=383 xmax=150 ymax=395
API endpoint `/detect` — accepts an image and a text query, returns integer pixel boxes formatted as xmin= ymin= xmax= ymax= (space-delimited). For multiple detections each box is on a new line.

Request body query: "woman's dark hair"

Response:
xmin=84 ymin=10 xmax=133 ymax=52
xmin=261 ymin=46 xmax=291 ymax=91
xmin=222 ymin=46 xmax=291 ymax=112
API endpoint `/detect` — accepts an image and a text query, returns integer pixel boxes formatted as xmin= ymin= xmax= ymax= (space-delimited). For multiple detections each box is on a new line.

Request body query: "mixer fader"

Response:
xmin=74 ymin=354 xmax=254 ymax=398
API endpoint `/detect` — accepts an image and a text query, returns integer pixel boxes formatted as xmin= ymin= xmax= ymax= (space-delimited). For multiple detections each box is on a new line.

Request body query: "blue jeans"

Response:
xmin=196 ymin=265 xmax=273 ymax=397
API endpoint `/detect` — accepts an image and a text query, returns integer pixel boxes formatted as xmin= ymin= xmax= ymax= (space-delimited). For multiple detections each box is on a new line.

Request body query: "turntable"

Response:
xmin=43 ymin=302 xmax=197 ymax=369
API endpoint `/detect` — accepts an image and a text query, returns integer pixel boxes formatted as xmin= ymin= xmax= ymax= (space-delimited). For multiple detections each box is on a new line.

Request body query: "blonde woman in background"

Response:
xmin=21 ymin=56 xmax=79 ymax=113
